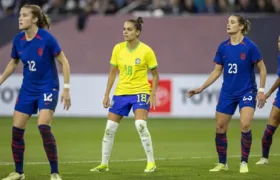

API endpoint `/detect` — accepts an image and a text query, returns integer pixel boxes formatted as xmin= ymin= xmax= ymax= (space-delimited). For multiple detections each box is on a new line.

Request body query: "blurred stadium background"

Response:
xmin=1 ymin=0 xmax=280 ymax=179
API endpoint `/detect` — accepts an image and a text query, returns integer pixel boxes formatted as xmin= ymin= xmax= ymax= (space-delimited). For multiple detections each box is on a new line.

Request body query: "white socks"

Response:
xmin=101 ymin=120 xmax=119 ymax=165
xmin=101 ymin=119 xmax=155 ymax=165
xmin=135 ymin=120 xmax=155 ymax=163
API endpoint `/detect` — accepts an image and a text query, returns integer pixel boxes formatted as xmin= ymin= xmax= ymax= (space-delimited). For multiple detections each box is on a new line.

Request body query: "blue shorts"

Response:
xmin=15 ymin=88 xmax=59 ymax=115
xmin=273 ymin=95 xmax=280 ymax=109
xmin=216 ymin=90 xmax=257 ymax=115
xmin=109 ymin=94 xmax=150 ymax=116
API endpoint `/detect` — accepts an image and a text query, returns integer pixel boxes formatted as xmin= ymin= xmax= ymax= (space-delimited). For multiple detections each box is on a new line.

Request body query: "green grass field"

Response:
xmin=0 ymin=117 xmax=280 ymax=180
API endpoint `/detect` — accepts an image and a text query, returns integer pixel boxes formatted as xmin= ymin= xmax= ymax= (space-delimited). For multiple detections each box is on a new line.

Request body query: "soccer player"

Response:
xmin=187 ymin=15 xmax=267 ymax=173
xmin=0 ymin=5 xmax=71 ymax=180
xmin=90 ymin=17 xmax=159 ymax=173
xmin=256 ymin=36 xmax=280 ymax=165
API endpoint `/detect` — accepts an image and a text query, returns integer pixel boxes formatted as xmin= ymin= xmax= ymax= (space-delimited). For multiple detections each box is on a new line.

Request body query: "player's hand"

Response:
xmin=147 ymin=94 xmax=156 ymax=110
xmin=187 ymin=87 xmax=203 ymax=98
xmin=265 ymin=91 xmax=272 ymax=100
xmin=103 ymin=96 xmax=110 ymax=108
xmin=61 ymin=88 xmax=71 ymax=110
xmin=257 ymin=92 xmax=265 ymax=109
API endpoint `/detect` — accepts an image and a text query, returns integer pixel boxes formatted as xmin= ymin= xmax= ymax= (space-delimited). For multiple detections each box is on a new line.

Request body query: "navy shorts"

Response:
xmin=15 ymin=88 xmax=59 ymax=115
xmin=273 ymin=94 xmax=280 ymax=109
xmin=109 ymin=93 xmax=150 ymax=116
xmin=216 ymin=90 xmax=257 ymax=115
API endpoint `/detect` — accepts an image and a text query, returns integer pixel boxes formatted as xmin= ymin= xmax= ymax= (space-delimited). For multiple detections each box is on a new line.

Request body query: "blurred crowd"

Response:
xmin=0 ymin=0 xmax=280 ymax=18
xmin=152 ymin=0 xmax=280 ymax=15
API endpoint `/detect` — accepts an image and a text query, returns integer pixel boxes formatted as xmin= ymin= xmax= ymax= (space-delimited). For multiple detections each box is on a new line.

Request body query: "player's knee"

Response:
xmin=269 ymin=115 xmax=280 ymax=126
xmin=134 ymin=109 xmax=148 ymax=120
xmin=135 ymin=120 xmax=149 ymax=136
xmin=13 ymin=111 xmax=30 ymax=129
xmin=240 ymin=122 xmax=251 ymax=132
xmin=216 ymin=122 xmax=227 ymax=132
xmin=104 ymin=120 xmax=118 ymax=138
xmin=37 ymin=110 xmax=53 ymax=125
xmin=104 ymin=128 xmax=115 ymax=138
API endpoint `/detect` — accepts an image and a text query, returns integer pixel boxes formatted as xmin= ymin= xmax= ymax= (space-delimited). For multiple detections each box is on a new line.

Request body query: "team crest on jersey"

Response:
xmin=135 ymin=58 xmax=141 ymax=64
xmin=240 ymin=53 xmax=246 ymax=60
xmin=38 ymin=48 xmax=43 ymax=56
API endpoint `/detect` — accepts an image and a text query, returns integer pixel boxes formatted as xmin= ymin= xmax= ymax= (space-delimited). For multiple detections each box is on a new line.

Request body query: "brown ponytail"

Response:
xmin=232 ymin=14 xmax=251 ymax=35
xmin=41 ymin=12 xmax=51 ymax=29
xmin=23 ymin=5 xmax=51 ymax=29
xmin=243 ymin=19 xmax=251 ymax=35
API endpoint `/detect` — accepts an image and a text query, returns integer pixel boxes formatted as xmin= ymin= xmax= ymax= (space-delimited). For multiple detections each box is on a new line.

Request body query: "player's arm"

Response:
xmin=1 ymin=36 xmax=21 ymax=85
xmin=56 ymin=52 xmax=70 ymax=87
xmin=0 ymin=58 xmax=20 ymax=85
xmin=146 ymin=48 xmax=159 ymax=109
xmin=200 ymin=44 xmax=224 ymax=91
xmin=146 ymin=48 xmax=159 ymax=96
xmin=188 ymin=45 xmax=224 ymax=97
xmin=251 ymin=43 xmax=266 ymax=108
xmin=200 ymin=64 xmax=223 ymax=91
xmin=56 ymin=52 xmax=71 ymax=110
xmin=267 ymin=77 xmax=280 ymax=97
xmin=256 ymin=60 xmax=267 ymax=92
xmin=105 ymin=44 xmax=119 ymax=97
xmin=104 ymin=65 xmax=118 ymax=97
xmin=266 ymin=62 xmax=279 ymax=98
xmin=47 ymin=32 xmax=70 ymax=89
xmin=187 ymin=64 xmax=223 ymax=98
xmin=150 ymin=67 xmax=159 ymax=96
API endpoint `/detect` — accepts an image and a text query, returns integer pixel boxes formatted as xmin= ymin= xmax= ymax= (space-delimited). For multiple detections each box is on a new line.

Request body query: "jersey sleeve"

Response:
xmin=250 ymin=43 xmax=262 ymax=63
xmin=110 ymin=44 xmax=119 ymax=67
xmin=146 ymin=48 xmax=158 ymax=69
xmin=11 ymin=38 xmax=19 ymax=59
xmin=213 ymin=44 xmax=223 ymax=65
xmin=48 ymin=34 xmax=62 ymax=56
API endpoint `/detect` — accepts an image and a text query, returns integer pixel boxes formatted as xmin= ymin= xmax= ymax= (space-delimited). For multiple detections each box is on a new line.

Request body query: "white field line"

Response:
xmin=0 ymin=154 xmax=279 ymax=166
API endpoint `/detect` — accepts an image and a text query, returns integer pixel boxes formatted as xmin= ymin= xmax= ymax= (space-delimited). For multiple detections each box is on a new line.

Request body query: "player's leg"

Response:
xmin=38 ymin=110 xmax=60 ymax=178
xmin=256 ymin=100 xmax=280 ymax=165
xmin=37 ymin=91 xmax=61 ymax=180
xmin=209 ymin=94 xmax=236 ymax=172
xmin=90 ymin=95 xmax=129 ymax=172
xmin=238 ymin=91 xmax=256 ymax=173
xmin=133 ymin=94 xmax=156 ymax=172
xmin=2 ymin=90 xmax=34 ymax=180
xmin=2 ymin=112 xmax=30 ymax=180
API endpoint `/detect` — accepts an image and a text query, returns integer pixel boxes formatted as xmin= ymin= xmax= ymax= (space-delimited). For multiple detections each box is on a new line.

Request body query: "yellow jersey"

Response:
xmin=110 ymin=41 xmax=158 ymax=95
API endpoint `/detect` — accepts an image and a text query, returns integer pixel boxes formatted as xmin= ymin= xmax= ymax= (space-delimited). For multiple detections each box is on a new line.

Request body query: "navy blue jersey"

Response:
xmin=214 ymin=37 xmax=262 ymax=97
xmin=11 ymin=29 xmax=61 ymax=93
xmin=276 ymin=54 xmax=280 ymax=97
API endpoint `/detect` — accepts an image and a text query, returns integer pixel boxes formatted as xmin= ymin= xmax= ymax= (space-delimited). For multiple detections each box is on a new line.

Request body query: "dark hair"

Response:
xmin=23 ymin=5 xmax=51 ymax=29
xmin=127 ymin=17 xmax=144 ymax=32
xmin=232 ymin=14 xmax=251 ymax=35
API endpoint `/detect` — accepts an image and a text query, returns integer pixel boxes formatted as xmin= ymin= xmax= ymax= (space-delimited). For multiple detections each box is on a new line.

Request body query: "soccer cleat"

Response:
xmin=144 ymin=162 xmax=156 ymax=172
xmin=90 ymin=164 xmax=109 ymax=172
xmin=239 ymin=161 xmax=249 ymax=173
xmin=50 ymin=173 xmax=62 ymax=180
xmin=256 ymin=157 xmax=268 ymax=165
xmin=209 ymin=163 xmax=229 ymax=172
xmin=1 ymin=172 xmax=25 ymax=180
